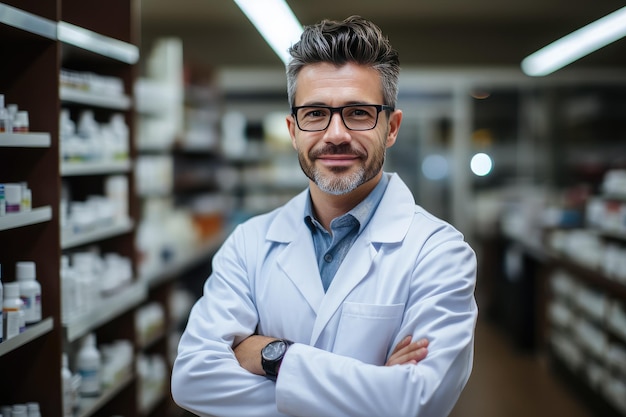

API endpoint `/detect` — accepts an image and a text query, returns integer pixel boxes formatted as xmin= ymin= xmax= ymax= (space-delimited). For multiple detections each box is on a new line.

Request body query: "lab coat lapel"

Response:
xmin=310 ymin=235 xmax=376 ymax=344
xmin=267 ymin=190 xmax=324 ymax=315
xmin=276 ymin=231 xmax=324 ymax=315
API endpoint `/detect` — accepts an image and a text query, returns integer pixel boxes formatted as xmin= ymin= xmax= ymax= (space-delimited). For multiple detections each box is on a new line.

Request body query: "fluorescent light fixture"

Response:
xmin=233 ymin=0 xmax=303 ymax=65
xmin=522 ymin=6 xmax=626 ymax=76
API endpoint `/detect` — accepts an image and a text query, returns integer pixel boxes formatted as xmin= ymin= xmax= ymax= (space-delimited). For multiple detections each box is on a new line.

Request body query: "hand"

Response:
xmin=385 ymin=335 xmax=429 ymax=366
xmin=233 ymin=334 xmax=277 ymax=375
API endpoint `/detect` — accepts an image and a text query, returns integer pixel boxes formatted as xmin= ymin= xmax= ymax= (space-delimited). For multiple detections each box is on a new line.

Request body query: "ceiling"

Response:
xmin=139 ymin=0 xmax=626 ymax=77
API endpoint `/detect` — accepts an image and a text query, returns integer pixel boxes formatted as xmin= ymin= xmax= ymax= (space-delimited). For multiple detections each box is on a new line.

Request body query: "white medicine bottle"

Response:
xmin=3 ymin=281 xmax=22 ymax=340
xmin=77 ymin=332 xmax=102 ymax=397
xmin=26 ymin=402 xmax=41 ymax=417
xmin=62 ymin=353 xmax=74 ymax=417
xmin=60 ymin=255 xmax=78 ymax=321
xmin=16 ymin=261 xmax=42 ymax=324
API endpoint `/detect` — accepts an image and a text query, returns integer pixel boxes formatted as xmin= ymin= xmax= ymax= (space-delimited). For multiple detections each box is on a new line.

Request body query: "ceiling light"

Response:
xmin=233 ymin=0 xmax=303 ymax=65
xmin=521 ymin=6 xmax=626 ymax=76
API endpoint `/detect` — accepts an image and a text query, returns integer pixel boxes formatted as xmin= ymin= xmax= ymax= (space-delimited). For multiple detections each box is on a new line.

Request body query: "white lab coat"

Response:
xmin=172 ymin=173 xmax=478 ymax=417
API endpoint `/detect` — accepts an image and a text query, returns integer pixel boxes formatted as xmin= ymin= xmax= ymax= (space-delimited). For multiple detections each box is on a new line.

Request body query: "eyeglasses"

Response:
xmin=291 ymin=104 xmax=394 ymax=132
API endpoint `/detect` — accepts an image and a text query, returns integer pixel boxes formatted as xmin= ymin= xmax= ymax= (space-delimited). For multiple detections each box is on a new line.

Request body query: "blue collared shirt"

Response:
xmin=304 ymin=172 xmax=391 ymax=292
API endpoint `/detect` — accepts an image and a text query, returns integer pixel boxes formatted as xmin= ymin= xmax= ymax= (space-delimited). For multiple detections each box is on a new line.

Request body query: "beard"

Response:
xmin=297 ymin=142 xmax=386 ymax=195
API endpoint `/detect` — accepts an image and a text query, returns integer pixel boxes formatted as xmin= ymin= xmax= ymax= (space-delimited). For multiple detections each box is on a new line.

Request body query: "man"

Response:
xmin=172 ymin=16 xmax=478 ymax=417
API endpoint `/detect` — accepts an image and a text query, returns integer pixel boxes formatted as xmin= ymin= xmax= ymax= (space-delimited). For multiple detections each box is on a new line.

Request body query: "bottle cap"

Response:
xmin=16 ymin=261 xmax=36 ymax=280
xmin=4 ymin=282 xmax=20 ymax=298
xmin=13 ymin=111 xmax=29 ymax=129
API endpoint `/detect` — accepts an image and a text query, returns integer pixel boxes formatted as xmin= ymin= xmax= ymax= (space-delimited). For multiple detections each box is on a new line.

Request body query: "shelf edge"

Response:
xmin=58 ymin=21 xmax=138 ymax=64
xmin=0 ymin=4 xmax=56 ymax=40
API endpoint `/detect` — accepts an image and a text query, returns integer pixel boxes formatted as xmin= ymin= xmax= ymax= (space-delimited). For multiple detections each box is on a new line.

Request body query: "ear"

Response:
xmin=385 ymin=109 xmax=403 ymax=148
xmin=286 ymin=114 xmax=298 ymax=150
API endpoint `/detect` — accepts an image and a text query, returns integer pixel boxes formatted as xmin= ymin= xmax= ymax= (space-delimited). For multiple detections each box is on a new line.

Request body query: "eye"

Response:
xmin=303 ymin=107 xmax=329 ymax=118
xmin=345 ymin=106 xmax=374 ymax=118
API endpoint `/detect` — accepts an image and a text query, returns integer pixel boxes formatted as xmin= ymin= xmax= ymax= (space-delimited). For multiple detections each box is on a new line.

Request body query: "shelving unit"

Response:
xmin=0 ymin=1 xmax=160 ymax=415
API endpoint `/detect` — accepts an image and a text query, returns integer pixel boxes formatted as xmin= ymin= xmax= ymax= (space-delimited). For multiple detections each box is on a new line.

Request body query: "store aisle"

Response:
xmin=449 ymin=318 xmax=594 ymax=417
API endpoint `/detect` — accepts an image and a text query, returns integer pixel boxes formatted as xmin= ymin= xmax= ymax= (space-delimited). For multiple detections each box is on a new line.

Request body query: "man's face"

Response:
xmin=286 ymin=62 xmax=402 ymax=195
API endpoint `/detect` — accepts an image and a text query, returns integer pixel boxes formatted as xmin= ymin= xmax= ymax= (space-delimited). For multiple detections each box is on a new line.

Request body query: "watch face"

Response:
xmin=263 ymin=340 xmax=286 ymax=361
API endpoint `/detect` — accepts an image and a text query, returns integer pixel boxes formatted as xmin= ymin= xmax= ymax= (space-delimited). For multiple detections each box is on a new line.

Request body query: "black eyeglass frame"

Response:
xmin=291 ymin=104 xmax=395 ymax=132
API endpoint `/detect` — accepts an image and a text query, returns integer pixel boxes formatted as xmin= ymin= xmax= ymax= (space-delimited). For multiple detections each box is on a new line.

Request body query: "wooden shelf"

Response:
xmin=0 ymin=1 xmax=142 ymax=415
xmin=0 ymin=3 xmax=56 ymax=39
xmin=63 ymin=281 xmax=147 ymax=342
xmin=0 ymin=206 xmax=53 ymax=231
xmin=60 ymin=86 xmax=132 ymax=110
xmin=549 ymin=252 xmax=626 ymax=301
xmin=61 ymin=159 xmax=131 ymax=176
xmin=77 ymin=371 xmax=135 ymax=417
xmin=61 ymin=218 xmax=134 ymax=249
xmin=0 ymin=317 xmax=54 ymax=357
xmin=57 ymin=21 xmax=139 ymax=64
xmin=0 ymin=132 xmax=51 ymax=147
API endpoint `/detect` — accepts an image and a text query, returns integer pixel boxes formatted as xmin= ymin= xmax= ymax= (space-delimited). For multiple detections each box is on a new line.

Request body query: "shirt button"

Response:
xmin=324 ymin=253 xmax=333 ymax=263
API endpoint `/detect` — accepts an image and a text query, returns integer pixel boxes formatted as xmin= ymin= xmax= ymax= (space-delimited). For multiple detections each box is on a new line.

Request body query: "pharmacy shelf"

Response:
xmin=63 ymin=281 xmax=147 ymax=342
xmin=58 ymin=21 xmax=139 ymax=64
xmin=61 ymin=159 xmax=132 ymax=176
xmin=0 ymin=3 xmax=56 ymax=39
xmin=60 ymin=86 xmax=132 ymax=110
xmin=0 ymin=132 xmax=51 ymax=147
xmin=61 ymin=219 xmax=134 ymax=249
xmin=0 ymin=206 xmax=53 ymax=231
xmin=0 ymin=317 xmax=54 ymax=357
xmin=549 ymin=251 xmax=626 ymax=301
xmin=77 ymin=371 xmax=135 ymax=417
xmin=141 ymin=231 xmax=225 ymax=288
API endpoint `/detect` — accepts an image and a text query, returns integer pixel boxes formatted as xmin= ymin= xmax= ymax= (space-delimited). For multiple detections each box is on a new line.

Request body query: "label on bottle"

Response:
xmin=20 ymin=293 xmax=41 ymax=324
xmin=79 ymin=368 xmax=101 ymax=396
xmin=4 ymin=308 xmax=20 ymax=339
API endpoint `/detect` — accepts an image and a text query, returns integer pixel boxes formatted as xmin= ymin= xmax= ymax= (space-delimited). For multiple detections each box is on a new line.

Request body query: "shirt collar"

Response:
xmin=304 ymin=172 xmax=391 ymax=233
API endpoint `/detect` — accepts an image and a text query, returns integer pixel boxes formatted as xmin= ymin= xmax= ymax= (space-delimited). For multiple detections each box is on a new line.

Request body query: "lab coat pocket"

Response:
xmin=333 ymin=302 xmax=405 ymax=365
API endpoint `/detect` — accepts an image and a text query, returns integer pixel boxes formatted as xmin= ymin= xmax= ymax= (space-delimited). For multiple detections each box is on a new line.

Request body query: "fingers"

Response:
xmin=385 ymin=336 xmax=429 ymax=367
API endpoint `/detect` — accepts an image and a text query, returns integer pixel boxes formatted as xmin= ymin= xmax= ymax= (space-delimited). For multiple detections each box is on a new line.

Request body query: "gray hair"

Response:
xmin=286 ymin=15 xmax=400 ymax=108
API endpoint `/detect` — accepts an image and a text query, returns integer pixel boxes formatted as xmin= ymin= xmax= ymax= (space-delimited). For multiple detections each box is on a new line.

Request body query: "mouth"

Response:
xmin=316 ymin=154 xmax=361 ymax=167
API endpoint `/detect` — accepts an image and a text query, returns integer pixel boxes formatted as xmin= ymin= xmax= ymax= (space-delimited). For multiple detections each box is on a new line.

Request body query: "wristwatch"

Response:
xmin=261 ymin=339 xmax=293 ymax=380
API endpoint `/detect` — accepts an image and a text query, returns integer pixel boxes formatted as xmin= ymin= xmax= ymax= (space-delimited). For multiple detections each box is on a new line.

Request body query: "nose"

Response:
xmin=323 ymin=111 xmax=351 ymax=144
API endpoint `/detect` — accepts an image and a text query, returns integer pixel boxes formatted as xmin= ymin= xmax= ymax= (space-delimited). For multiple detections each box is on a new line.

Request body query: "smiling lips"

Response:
xmin=317 ymin=153 xmax=361 ymax=167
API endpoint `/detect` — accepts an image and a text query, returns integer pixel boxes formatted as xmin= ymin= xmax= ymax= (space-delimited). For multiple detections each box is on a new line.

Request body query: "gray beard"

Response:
xmin=312 ymin=167 xmax=365 ymax=195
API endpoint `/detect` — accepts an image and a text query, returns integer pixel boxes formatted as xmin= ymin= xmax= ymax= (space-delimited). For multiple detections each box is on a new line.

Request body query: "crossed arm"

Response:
xmin=234 ymin=334 xmax=430 ymax=376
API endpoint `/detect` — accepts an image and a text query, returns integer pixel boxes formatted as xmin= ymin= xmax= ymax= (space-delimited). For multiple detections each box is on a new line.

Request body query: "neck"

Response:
xmin=309 ymin=172 xmax=381 ymax=230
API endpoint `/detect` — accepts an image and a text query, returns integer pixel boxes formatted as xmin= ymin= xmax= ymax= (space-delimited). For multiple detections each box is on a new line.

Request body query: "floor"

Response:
xmin=449 ymin=318 xmax=595 ymax=417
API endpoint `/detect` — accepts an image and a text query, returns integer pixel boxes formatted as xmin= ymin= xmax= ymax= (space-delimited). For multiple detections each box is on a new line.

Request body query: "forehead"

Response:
xmin=294 ymin=62 xmax=383 ymax=105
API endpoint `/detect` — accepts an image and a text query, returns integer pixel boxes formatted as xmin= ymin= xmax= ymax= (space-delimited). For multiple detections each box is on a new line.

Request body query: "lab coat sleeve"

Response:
xmin=171 ymin=225 xmax=289 ymax=417
xmin=275 ymin=226 xmax=478 ymax=417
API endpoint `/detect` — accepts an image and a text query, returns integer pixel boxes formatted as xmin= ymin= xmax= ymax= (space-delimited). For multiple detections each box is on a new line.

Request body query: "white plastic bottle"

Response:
xmin=3 ymin=282 xmax=22 ymax=340
xmin=12 ymin=403 xmax=27 ymax=417
xmin=26 ymin=402 xmax=40 ymax=417
xmin=16 ymin=261 xmax=42 ymax=325
xmin=60 ymin=255 xmax=78 ymax=321
xmin=77 ymin=333 xmax=101 ymax=397
xmin=62 ymin=353 xmax=74 ymax=417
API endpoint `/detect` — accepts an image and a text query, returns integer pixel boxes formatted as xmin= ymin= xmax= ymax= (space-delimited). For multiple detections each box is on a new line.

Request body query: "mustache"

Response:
xmin=309 ymin=144 xmax=365 ymax=159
